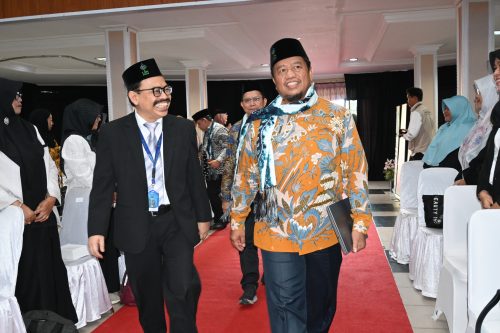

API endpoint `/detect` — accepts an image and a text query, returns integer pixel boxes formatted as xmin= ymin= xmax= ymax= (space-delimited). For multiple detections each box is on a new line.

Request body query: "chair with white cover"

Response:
xmin=433 ymin=185 xmax=481 ymax=332
xmin=409 ymin=167 xmax=458 ymax=298
xmin=389 ymin=160 xmax=424 ymax=264
xmin=0 ymin=206 xmax=26 ymax=333
xmin=60 ymin=187 xmax=112 ymax=328
xmin=466 ymin=209 xmax=500 ymax=333
xmin=60 ymin=186 xmax=91 ymax=246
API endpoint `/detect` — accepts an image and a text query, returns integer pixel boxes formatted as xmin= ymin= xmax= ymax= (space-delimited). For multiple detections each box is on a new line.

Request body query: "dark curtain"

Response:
xmin=207 ymin=79 xmax=277 ymax=125
xmin=345 ymin=71 xmax=413 ymax=180
xmin=437 ymin=65 xmax=457 ymax=127
xmin=21 ymin=85 xmax=108 ymax=144
xmin=21 ymin=79 xmax=279 ymax=142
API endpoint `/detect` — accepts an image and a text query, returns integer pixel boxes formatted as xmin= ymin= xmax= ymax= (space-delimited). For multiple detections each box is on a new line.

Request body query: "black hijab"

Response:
xmin=28 ymin=108 xmax=57 ymax=148
xmin=61 ymin=98 xmax=103 ymax=149
xmin=0 ymin=77 xmax=47 ymax=209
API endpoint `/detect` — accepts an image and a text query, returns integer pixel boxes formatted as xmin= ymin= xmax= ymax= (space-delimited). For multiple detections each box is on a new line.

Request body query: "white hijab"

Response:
xmin=458 ymin=74 xmax=499 ymax=169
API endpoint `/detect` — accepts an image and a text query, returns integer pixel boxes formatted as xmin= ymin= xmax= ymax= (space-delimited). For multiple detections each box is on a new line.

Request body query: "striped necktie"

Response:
xmin=144 ymin=122 xmax=158 ymax=152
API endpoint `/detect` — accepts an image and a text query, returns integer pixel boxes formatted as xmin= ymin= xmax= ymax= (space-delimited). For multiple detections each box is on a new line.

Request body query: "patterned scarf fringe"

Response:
xmin=255 ymin=187 xmax=278 ymax=224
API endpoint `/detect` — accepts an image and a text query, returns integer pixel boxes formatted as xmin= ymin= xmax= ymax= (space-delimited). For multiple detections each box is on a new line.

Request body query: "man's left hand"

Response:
xmin=198 ymin=221 xmax=210 ymax=241
xmin=352 ymin=230 xmax=367 ymax=253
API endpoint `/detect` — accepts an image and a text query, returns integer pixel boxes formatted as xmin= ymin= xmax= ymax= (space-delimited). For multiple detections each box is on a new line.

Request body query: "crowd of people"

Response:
xmin=2 ymin=36 xmax=499 ymax=333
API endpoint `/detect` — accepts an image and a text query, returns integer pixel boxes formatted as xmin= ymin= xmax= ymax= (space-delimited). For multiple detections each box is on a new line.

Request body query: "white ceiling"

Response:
xmin=0 ymin=0 xmax=497 ymax=85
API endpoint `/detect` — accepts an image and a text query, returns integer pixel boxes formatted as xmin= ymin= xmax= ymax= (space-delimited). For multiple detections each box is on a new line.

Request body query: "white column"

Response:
xmin=456 ymin=0 xmax=494 ymax=99
xmin=104 ymin=25 xmax=140 ymax=121
xmin=180 ymin=60 xmax=210 ymax=119
xmin=410 ymin=44 xmax=441 ymax=131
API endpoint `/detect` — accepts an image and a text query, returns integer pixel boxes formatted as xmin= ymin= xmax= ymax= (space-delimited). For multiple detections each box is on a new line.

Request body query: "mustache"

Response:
xmin=154 ymin=98 xmax=171 ymax=106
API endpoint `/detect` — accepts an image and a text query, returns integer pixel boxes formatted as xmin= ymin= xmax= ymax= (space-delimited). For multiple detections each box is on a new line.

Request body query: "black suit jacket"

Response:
xmin=477 ymin=127 xmax=500 ymax=204
xmin=88 ymin=113 xmax=212 ymax=253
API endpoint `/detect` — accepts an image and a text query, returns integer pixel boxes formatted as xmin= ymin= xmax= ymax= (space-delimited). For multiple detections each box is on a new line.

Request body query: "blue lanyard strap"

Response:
xmin=139 ymin=130 xmax=163 ymax=185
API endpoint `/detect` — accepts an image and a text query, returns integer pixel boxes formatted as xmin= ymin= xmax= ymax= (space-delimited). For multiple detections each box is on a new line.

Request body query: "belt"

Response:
xmin=150 ymin=204 xmax=172 ymax=217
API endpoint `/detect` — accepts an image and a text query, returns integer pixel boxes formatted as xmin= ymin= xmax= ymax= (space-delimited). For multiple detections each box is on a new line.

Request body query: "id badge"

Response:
xmin=148 ymin=190 xmax=160 ymax=209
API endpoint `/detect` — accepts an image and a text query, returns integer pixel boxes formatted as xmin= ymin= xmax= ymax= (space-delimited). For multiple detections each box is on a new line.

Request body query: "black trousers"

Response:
xmin=124 ymin=211 xmax=199 ymax=333
xmin=239 ymin=209 xmax=259 ymax=290
xmin=99 ymin=209 xmax=120 ymax=293
xmin=206 ymin=176 xmax=223 ymax=222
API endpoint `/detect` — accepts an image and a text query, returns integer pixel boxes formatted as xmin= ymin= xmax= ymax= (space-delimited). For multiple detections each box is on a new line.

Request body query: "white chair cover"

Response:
xmin=409 ymin=167 xmax=457 ymax=298
xmin=0 ymin=206 xmax=26 ymax=333
xmin=466 ymin=210 xmax=500 ymax=333
xmin=60 ymin=187 xmax=91 ymax=246
xmin=433 ymin=185 xmax=481 ymax=332
xmin=64 ymin=256 xmax=112 ymax=329
xmin=389 ymin=160 xmax=423 ymax=264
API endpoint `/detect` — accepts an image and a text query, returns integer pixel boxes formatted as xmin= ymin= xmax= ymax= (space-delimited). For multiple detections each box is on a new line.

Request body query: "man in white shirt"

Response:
xmin=399 ymin=87 xmax=435 ymax=160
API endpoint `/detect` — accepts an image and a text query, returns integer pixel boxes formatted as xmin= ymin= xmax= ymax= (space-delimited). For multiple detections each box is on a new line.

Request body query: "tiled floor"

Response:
xmin=369 ymin=181 xmax=449 ymax=333
xmin=81 ymin=181 xmax=450 ymax=332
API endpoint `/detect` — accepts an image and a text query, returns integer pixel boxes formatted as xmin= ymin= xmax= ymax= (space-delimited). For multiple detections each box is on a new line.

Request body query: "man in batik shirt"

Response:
xmin=229 ymin=38 xmax=373 ymax=333
xmin=193 ymin=108 xmax=229 ymax=230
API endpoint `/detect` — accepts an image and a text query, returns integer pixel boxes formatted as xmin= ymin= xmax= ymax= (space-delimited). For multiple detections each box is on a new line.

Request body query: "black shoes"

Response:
xmin=239 ymin=285 xmax=258 ymax=305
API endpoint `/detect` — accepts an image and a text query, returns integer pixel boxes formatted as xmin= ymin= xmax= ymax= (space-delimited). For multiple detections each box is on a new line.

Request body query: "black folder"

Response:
xmin=326 ymin=198 xmax=354 ymax=255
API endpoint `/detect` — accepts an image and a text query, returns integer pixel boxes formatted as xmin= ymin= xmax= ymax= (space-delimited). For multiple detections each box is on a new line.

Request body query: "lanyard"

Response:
xmin=139 ymin=130 xmax=163 ymax=186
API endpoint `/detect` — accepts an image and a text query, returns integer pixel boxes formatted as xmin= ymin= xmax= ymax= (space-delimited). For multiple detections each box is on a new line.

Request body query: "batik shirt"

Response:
xmin=220 ymin=118 xmax=244 ymax=201
xmin=230 ymin=97 xmax=373 ymax=255
xmin=200 ymin=121 xmax=229 ymax=179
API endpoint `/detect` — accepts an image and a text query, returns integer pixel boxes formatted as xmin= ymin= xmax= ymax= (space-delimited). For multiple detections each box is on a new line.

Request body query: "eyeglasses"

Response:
xmin=274 ymin=64 xmax=305 ymax=77
xmin=15 ymin=92 xmax=22 ymax=100
xmin=242 ymin=96 xmax=262 ymax=104
xmin=134 ymin=85 xmax=173 ymax=97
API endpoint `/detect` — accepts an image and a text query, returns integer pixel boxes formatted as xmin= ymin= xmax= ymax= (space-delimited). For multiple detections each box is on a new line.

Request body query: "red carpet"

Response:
xmin=94 ymin=226 xmax=411 ymax=332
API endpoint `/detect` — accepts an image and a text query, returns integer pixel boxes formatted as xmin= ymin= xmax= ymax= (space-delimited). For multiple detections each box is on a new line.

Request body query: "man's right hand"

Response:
xmin=88 ymin=235 xmax=105 ymax=259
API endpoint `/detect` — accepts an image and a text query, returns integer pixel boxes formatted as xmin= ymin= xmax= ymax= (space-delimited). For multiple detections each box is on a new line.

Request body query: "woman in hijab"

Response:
xmin=422 ymin=95 xmax=476 ymax=172
xmin=477 ymin=49 xmax=500 ymax=209
xmin=455 ymin=74 xmax=498 ymax=185
xmin=60 ymin=98 xmax=121 ymax=300
xmin=28 ymin=108 xmax=57 ymax=148
xmin=0 ymin=77 xmax=77 ymax=322
xmin=60 ymin=98 xmax=103 ymax=189
xmin=28 ymin=108 xmax=62 ymax=184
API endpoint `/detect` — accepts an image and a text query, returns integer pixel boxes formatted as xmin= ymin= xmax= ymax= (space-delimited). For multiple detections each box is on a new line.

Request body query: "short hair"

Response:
xmin=406 ymin=87 xmax=423 ymax=101
xmin=126 ymin=81 xmax=141 ymax=107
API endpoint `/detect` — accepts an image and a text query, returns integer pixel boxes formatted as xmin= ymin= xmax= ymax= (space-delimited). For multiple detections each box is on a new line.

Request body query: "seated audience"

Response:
xmin=0 ymin=77 xmax=77 ymax=323
xmin=422 ymin=95 xmax=476 ymax=172
xmin=455 ymin=74 xmax=498 ymax=185
xmin=477 ymin=49 xmax=500 ymax=209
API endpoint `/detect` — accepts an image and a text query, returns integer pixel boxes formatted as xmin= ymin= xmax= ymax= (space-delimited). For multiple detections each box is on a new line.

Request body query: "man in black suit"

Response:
xmin=88 ymin=58 xmax=211 ymax=333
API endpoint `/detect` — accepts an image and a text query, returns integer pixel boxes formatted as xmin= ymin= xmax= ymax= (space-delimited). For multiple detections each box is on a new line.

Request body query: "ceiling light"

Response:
xmin=95 ymin=57 xmax=106 ymax=61
xmin=349 ymin=58 xmax=359 ymax=62
xmin=495 ymin=31 xmax=500 ymax=36
xmin=261 ymin=63 xmax=269 ymax=67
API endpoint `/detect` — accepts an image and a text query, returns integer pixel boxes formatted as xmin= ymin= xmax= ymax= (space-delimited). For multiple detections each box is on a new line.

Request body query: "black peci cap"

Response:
xmin=192 ymin=108 xmax=211 ymax=121
xmin=122 ymin=58 xmax=162 ymax=88
xmin=270 ymin=38 xmax=310 ymax=70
